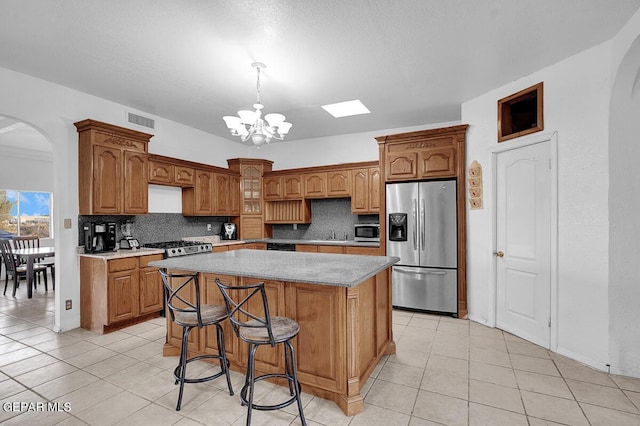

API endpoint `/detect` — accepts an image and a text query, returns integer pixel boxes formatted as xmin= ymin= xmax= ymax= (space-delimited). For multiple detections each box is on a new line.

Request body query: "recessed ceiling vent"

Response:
xmin=127 ymin=112 xmax=155 ymax=129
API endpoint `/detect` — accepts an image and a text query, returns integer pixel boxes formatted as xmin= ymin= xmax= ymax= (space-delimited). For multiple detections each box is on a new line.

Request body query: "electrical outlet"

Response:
xmin=207 ymin=224 xmax=212 ymax=231
xmin=65 ymin=299 xmax=72 ymax=310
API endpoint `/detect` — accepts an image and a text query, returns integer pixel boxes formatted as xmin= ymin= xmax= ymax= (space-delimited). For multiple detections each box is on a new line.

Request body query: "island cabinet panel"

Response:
xmin=375 ymin=269 xmax=392 ymax=355
xmin=241 ymin=278 xmax=287 ymax=373
xmin=353 ymin=277 xmax=377 ymax=387
xmin=201 ymin=274 xmax=241 ymax=364
xmin=287 ymin=283 xmax=346 ymax=393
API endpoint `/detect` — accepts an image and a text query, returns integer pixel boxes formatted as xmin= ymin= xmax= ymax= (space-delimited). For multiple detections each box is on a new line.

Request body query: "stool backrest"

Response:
xmin=158 ymin=269 xmax=204 ymax=327
xmin=215 ymin=279 xmax=276 ymax=347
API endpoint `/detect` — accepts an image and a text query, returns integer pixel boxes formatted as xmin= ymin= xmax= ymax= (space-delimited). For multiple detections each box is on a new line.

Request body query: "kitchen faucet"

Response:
xmin=329 ymin=230 xmax=336 ymax=240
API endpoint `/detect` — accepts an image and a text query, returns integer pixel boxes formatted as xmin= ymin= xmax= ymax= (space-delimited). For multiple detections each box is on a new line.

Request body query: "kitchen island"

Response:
xmin=150 ymin=249 xmax=399 ymax=416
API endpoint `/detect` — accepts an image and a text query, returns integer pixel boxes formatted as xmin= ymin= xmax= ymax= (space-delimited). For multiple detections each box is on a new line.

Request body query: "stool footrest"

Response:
xmin=240 ymin=372 xmax=301 ymax=411
xmin=173 ymin=354 xmax=231 ymax=385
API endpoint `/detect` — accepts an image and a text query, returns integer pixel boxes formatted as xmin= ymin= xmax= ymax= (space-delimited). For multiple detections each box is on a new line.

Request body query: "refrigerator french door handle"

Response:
xmin=394 ymin=266 xmax=448 ymax=275
xmin=420 ymin=198 xmax=426 ymax=250
xmin=412 ymin=199 xmax=418 ymax=250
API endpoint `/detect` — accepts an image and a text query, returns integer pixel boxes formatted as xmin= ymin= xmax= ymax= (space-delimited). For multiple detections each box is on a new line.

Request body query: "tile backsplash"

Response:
xmin=78 ymin=199 xmax=378 ymax=246
xmin=78 ymin=214 xmax=228 ymax=246
xmin=271 ymin=198 xmax=378 ymax=241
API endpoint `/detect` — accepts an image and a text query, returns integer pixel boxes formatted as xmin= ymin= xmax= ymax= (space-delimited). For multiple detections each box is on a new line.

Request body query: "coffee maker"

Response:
xmin=84 ymin=222 xmax=117 ymax=253
xmin=220 ymin=222 xmax=238 ymax=240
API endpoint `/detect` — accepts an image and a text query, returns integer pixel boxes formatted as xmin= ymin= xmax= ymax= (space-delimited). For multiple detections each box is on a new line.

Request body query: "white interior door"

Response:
xmin=495 ymin=141 xmax=551 ymax=348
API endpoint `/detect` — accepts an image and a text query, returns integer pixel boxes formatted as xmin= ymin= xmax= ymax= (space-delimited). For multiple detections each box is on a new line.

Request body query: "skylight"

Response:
xmin=321 ymin=100 xmax=371 ymax=118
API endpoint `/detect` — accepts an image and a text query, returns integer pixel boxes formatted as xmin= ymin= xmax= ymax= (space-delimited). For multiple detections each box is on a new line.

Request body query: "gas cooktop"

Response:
xmin=144 ymin=240 xmax=212 ymax=257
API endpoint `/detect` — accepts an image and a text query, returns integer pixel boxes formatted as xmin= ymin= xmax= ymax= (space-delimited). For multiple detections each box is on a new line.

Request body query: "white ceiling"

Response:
xmin=0 ymin=0 xmax=639 ymax=148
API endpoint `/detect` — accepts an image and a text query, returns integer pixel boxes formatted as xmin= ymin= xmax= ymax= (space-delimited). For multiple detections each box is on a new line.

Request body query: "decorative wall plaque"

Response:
xmin=468 ymin=160 xmax=483 ymax=210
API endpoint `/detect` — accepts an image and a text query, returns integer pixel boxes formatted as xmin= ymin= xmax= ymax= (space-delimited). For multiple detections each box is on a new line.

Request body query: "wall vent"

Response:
xmin=127 ymin=112 xmax=155 ymax=129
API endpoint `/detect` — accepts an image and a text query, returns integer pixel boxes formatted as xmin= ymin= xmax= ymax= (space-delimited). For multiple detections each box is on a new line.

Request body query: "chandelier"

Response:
xmin=223 ymin=62 xmax=292 ymax=147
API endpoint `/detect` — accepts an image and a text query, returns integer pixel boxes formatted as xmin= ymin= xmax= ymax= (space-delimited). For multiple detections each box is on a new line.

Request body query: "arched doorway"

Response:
xmin=608 ymin=34 xmax=640 ymax=378
xmin=0 ymin=115 xmax=57 ymax=325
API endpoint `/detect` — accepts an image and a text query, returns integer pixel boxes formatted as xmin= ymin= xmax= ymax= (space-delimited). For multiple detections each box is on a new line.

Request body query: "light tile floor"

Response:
xmin=1 ymin=278 xmax=640 ymax=425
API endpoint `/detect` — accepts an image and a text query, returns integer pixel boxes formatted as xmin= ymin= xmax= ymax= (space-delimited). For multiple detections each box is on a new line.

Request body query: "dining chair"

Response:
xmin=215 ymin=278 xmax=306 ymax=426
xmin=0 ymin=238 xmax=48 ymax=297
xmin=13 ymin=236 xmax=52 ymax=290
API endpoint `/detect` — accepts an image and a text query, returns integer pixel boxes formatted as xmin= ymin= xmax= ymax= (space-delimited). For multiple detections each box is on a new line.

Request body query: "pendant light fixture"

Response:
xmin=222 ymin=62 xmax=292 ymax=147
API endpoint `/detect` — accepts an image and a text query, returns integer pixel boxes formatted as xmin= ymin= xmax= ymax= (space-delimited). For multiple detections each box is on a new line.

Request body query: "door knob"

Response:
xmin=493 ymin=251 xmax=504 ymax=257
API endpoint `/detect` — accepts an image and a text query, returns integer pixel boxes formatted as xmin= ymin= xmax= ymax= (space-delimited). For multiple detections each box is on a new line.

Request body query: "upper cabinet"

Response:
xmin=351 ymin=166 xmax=380 ymax=214
xmin=182 ymin=168 xmax=240 ymax=217
xmin=303 ymin=172 xmax=327 ymax=198
xmin=227 ymin=158 xmax=274 ymax=239
xmin=76 ymin=119 xmax=152 ymax=215
xmin=148 ymin=157 xmax=195 ymax=187
xmin=379 ymin=127 xmax=467 ymax=181
xmin=327 ymin=170 xmax=351 ymax=197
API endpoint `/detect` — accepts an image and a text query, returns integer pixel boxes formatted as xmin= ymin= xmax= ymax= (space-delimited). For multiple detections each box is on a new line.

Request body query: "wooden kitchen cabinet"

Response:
xmin=263 ymin=175 xmax=282 ymax=200
xmin=183 ymin=169 xmax=240 ymax=216
xmin=227 ymin=158 xmax=274 ymax=239
xmin=80 ymin=253 xmax=164 ymax=333
xmin=351 ymin=167 xmax=380 ymax=214
xmin=138 ymin=254 xmax=164 ymax=315
xmin=303 ymin=172 xmax=326 ymax=198
xmin=174 ymin=165 xmax=195 ymax=186
xmin=76 ymin=119 xmax=152 ymax=215
xmin=283 ymin=174 xmax=303 ymax=199
xmin=382 ymin=133 xmax=458 ymax=181
xmin=229 ymin=174 xmax=241 ymax=215
xmin=149 ymin=158 xmax=195 ymax=187
xmin=194 ymin=170 xmax=214 ymax=215
xmin=201 ymin=274 xmax=241 ymax=364
xmin=213 ymin=172 xmax=231 ymax=215
xmin=149 ymin=159 xmax=174 ymax=184
xmin=327 ymin=170 xmax=351 ymax=197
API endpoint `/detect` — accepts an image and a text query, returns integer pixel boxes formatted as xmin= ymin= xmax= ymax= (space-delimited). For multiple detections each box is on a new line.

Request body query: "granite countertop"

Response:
xmin=183 ymin=236 xmax=379 ymax=248
xmin=78 ymin=247 xmax=165 ymax=259
xmin=149 ymin=249 xmax=399 ymax=288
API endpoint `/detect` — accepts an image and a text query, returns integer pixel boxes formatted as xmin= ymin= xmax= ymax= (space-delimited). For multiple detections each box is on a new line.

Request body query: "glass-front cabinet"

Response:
xmin=242 ymin=165 xmax=261 ymax=214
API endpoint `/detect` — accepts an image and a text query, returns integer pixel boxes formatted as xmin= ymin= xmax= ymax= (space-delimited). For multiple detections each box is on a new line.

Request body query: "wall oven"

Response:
xmin=354 ymin=223 xmax=380 ymax=242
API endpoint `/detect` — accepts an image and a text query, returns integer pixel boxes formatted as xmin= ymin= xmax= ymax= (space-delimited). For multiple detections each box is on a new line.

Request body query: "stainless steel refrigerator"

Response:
xmin=386 ymin=180 xmax=458 ymax=314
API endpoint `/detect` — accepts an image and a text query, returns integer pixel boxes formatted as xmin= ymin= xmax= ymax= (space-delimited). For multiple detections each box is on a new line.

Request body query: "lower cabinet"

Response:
xmin=80 ymin=253 xmax=164 ymax=333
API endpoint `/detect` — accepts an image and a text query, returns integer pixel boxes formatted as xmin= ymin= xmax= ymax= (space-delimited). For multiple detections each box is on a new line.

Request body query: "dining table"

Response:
xmin=13 ymin=246 xmax=55 ymax=298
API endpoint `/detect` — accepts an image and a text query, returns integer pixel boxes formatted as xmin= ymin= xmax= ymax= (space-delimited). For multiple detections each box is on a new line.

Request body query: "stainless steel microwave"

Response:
xmin=354 ymin=223 xmax=380 ymax=242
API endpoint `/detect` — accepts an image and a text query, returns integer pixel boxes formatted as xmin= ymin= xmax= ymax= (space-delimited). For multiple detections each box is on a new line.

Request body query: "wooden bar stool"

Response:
xmin=215 ymin=278 xmax=306 ymax=426
xmin=159 ymin=269 xmax=234 ymax=411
